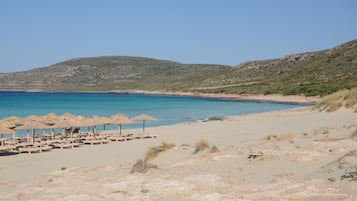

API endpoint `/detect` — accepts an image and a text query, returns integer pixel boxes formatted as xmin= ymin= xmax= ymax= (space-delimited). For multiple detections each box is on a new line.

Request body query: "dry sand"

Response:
xmin=0 ymin=107 xmax=356 ymax=201
xmin=116 ymin=90 xmax=321 ymax=104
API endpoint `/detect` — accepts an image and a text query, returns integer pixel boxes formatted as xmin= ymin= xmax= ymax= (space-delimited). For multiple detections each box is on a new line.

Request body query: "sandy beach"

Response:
xmin=110 ymin=90 xmax=321 ymax=104
xmin=0 ymin=106 xmax=356 ymax=201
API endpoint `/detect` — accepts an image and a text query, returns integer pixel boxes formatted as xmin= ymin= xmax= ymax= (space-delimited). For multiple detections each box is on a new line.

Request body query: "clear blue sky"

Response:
xmin=1 ymin=0 xmax=356 ymax=72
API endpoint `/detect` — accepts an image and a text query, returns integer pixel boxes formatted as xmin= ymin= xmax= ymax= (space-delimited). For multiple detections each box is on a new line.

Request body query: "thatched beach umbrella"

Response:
xmin=111 ymin=113 xmax=128 ymax=119
xmin=22 ymin=115 xmax=42 ymax=122
xmin=41 ymin=113 xmax=60 ymax=126
xmin=79 ymin=117 xmax=103 ymax=138
xmin=2 ymin=116 xmax=23 ymax=126
xmin=61 ymin=113 xmax=76 ymax=119
xmin=16 ymin=120 xmax=50 ymax=144
xmin=131 ymin=114 xmax=158 ymax=132
xmin=43 ymin=113 xmax=59 ymax=118
xmin=98 ymin=116 xmax=113 ymax=130
xmin=89 ymin=116 xmax=106 ymax=130
xmin=52 ymin=118 xmax=78 ymax=129
xmin=91 ymin=116 xmax=105 ymax=125
xmin=52 ymin=118 xmax=79 ymax=139
xmin=0 ymin=120 xmax=16 ymax=129
xmin=112 ymin=116 xmax=134 ymax=136
xmin=0 ymin=126 xmax=15 ymax=134
xmin=0 ymin=126 xmax=16 ymax=148
xmin=74 ymin=115 xmax=87 ymax=122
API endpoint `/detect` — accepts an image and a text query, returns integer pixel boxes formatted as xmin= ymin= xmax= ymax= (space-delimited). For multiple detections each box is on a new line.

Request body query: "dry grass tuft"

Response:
xmin=210 ymin=145 xmax=220 ymax=153
xmin=315 ymin=88 xmax=357 ymax=112
xmin=130 ymin=159 xmax=158 ymax=174
xmin=345 ymin=88 xmax=357 ymax=109
xmin=315 ymin=89 xmax=348 ymax=112
xmin=266 ymin=134 xmax=277 ymax=141
xmin=352 ymin=130 xmax=357 ymax=140
xmin=193 ymin=140 xmax=210 ymax=154
xmin=144 ymin=142 xmax=176 ymax=162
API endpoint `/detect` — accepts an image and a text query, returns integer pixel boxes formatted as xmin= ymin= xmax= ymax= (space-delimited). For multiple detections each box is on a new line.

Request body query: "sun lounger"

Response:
xmin=40 ymin=145 xmax=53 ymax=152
xmin=15 ymin=142 xmax=33 ymax=148
xmin=0 ymin=145 xmax=16 ymax=152
xmin=18 ymin=146 xmax=41 ymax=154
xmin=133 ymin=133 xmax=158 ymax=139
xmin=110 ymin=135 xmax=126 ymax=142
xmin=51 ymin=143 xmax=73 ymax=149
xmin=83 ymin=138 xmax=102 ymax=145
xmin=51 ymin=139 xmax=81 ymax=149
xmin=143 ymin=134 xmax=158 ymax=139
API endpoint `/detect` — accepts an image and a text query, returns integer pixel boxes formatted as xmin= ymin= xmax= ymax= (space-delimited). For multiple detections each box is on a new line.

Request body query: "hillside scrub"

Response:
xmin=0 ymin=40 xmax=356 ymax=97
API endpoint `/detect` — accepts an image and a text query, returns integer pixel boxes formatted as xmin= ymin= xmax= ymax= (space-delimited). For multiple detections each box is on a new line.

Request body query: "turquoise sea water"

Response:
xmin=0 ymin=91 xmax=302 ymax=131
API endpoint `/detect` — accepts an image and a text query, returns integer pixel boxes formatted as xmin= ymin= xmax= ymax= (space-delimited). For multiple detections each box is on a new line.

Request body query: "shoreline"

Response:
xmin=0 ymin=89 xmax=320 ymax=104
xmin=123 ymin=90 xmax=320 ymax=105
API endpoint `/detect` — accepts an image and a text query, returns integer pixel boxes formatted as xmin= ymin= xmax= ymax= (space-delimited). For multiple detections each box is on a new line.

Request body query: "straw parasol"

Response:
xmin=0 ymin=120 xmax=16 ymax=129
xmin=1 ymin=116 xmax=23 ymax=126
xmin=101 ymin=116 xmax=114 ymax=130
xmin=61 ymin=113 xmax=76 ymax=119
xmin=91 ymin=116 xmax=105 ymax=125
xmin=111 ymin=113 xmax=128 ymax=119
xmin=131 ymin=114 xmax=158 ymax=132
xmin=79 ymin=117 xmax=103 ymax=138
xmin=0 ymin=126 xmax=16 ymax=148
xmin=74 ymin=115 xmax=86 ymax=122
xmin=82 ymin=116 xmax=105 ymax=127
xmin=51 ymin=118 xmax=79 ymax=139
xmin=0 ymin=126 xmax=15 ymax=134
xmin=41 ymin=113 xmax=60 ymax=126
xmin=22 ymin=114 xmax=42 ymax=122
xmin=16 ymin=120 xmax=50 ymax=130
xmin=112 ymin=116 xmax=134 ymax=136
xmin=51 ymin=118 xmax=78 ymax=129
xmin=16 ymin=120 xmax=50 ymax=144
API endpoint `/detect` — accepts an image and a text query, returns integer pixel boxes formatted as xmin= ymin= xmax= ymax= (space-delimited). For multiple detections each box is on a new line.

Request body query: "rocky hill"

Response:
xmin=0 ymin=56 xmax=230 ymax=92
xmin=196 ymin=39 xmax=357 ymax=96
xmin=0 ymin=39 xmax=356 ymax=96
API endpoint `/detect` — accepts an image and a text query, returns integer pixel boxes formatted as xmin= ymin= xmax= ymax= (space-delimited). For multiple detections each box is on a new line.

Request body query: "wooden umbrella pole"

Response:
xmin=143 ymin=120 xmax=145 ymax=132
xmin=32 ymin=129 xmax=35 ymax=145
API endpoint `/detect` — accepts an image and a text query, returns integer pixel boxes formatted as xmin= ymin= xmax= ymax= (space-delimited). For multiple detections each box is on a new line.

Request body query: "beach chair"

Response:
xmin=143 ymin=133 xmax=158 ymax=139
xmin=83 ymin=138 xmax=102 ymax=145
xmin=40 ymin=145 xmax=53 ymax=152
xmin=18 ymin=146 xmax=41 ymax=154
xmin=50 ymin=139 xmax=74 ymax=149
xmin=0 ymin=145 xmax=17 ymax=152
xmin=133 ymin=133 xmax=158 ymax=139
xmin=109 ymin=134 xmax=126 ymax=142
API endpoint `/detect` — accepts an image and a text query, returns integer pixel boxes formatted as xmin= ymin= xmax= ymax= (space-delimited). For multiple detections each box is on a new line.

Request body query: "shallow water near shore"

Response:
xmin=0 ymin=91 xmax=301 ymax=129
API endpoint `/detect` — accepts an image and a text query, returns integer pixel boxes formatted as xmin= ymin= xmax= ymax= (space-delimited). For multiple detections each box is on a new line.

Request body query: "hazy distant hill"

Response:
xmin=0 ymin=56 xmax=230 ymax=92
xmin=0 ymin=40 xmax=356 ymax=96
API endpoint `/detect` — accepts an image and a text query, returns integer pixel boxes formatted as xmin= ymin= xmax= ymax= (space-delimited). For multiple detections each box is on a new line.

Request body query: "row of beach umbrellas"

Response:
xmin=0 ymin=113 xmax=158 ymax=143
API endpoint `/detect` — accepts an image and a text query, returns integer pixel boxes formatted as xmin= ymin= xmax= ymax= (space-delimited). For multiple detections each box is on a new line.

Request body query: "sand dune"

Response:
xmin=0 ymin=107 xmax=356 ymax=200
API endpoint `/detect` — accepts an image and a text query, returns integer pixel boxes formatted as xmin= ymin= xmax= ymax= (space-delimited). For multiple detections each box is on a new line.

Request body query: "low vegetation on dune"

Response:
xmin=352 ymin=130 xmax=357 ymax=140
xmin=144 ymin=142 xmax=176 ymax=162
xmin=315 ymin=88 xmax=357 ymax=112
xmin=193 ymin=140 xmax=210 ymax=154
xmin=131 ymin=142 xmax=175 ymax=174
xmin=130 ymin=160 xmax=158 ymax=174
